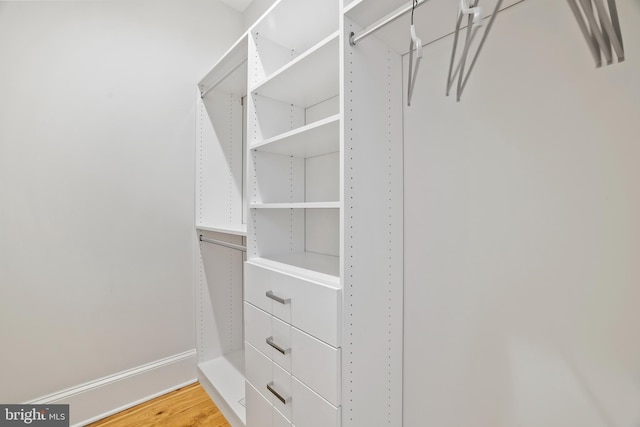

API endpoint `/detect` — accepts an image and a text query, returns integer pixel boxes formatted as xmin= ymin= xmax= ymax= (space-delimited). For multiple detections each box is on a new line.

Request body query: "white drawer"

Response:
xmin=291 ymin=377 xmax=340 ymax=427
xmin=245 ymin=302 xmax=292 ymax=372
xmin=246 ymin=343 xmax=293 ymax=419
xmin=245 ymin=303 xmax=341 ymax=406
xmin=246 ymin=342 xmax=276 ymax=401
xmin=291 ymin=327 xmax=341 ymax=406
xmin=246 ymin=381 xmax=273 ymax=427
xmin=245 ymin=261 xmax=341 ymax=346
xmin=246 ymin=381 xmax=293 ymax=427
xmin=273 ymin=407 xmax=291 ymax=427
xmin=246 ymin=343 xmax=340 ymax=427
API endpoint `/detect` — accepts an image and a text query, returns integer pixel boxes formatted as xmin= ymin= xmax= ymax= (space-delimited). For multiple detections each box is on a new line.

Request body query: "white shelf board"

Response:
xmin=250 ymin=32 xmax=339 ymax=108
xmin=344 ymin=0 xmax=405 ymax=24
xmin=250 ymin=114 xmax=340 ymax=158
xmin=249 ymin=254 xmax=340 ymax=287
xmin=198 ymin=351 xmax=246 ymax=427
xmin=345 ymin=0 xmax=521 ymax=55
xmin=196 ymin=223 xmax=247 ymax=236
xmin=198 ymin=32 xmax=248 ymax=96
xmin=252 ymin=0 xmax=339 ymax=54
xmin=343 ymin=0 xmax=369 ymax=15
xmin=250 ymin=202 xmax=340 ymax=209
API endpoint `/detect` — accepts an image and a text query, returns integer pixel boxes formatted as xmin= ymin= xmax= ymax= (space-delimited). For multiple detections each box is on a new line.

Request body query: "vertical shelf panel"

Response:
xmin=342 ymin=16 xmax=404 ymax=427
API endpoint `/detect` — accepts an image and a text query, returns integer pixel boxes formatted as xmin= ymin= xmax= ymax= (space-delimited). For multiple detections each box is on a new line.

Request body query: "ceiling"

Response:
xmin=218 ymin=0 xmax=253 ymax=12
xmin=4 ymin=0 xmax=255 ymax=12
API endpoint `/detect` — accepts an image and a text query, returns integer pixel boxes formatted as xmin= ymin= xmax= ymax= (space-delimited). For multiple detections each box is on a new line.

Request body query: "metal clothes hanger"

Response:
xmin=566 ymin=0 xmax=624 ymax=67
xmin=446 ymin=0 xmax=504 ymax=102
xmin=407 ymin=0 xmax=423 ymax=106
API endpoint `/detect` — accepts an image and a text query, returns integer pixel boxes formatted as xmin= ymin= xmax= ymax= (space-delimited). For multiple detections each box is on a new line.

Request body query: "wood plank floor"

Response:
xmin=88 ymin=382 xmax=231 ymax=427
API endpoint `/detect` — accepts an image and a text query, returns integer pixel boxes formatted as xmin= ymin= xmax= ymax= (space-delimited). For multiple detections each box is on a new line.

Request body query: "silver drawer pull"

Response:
xmin=266 ymin=337 xmax=290 ymax=355
xmin=266 ymin=290 xmax=290 ymax=305
xmin=267 ymin=382 xmax=291 ymax=405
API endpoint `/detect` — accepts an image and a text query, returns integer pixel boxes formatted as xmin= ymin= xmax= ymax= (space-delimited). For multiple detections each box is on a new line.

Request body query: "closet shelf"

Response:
xmin=198 ymin=33 xmax=248 ymax=97
xmin=250 ymin=114 xmax=340 ymax=158
xmin=196 ymin=223 xmax=247 ymax=236
xmin=343 ymin=0 xmax=368 ymax=15
xmin=252 ymin=0 xmax=338 ymax=57
xmin=344 ymin=0 xmax=406 ymax=26
xmin=250 ymin=32 xmax=339 ymax=108
xmin=198 ymin=351 xmax=246 ymax=426
xmin=250 ymin=255 xmax=340 ymax=287
xmin=250 ymin=202 xmax=340 ymax=209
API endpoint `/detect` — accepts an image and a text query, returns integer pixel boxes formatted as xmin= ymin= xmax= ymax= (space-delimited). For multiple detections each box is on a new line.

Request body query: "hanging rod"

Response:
xmin=200 ymin=58 xmax=247 ymax=99
xmin=349 ymin=0 xmax=432 ymax=46
xmin=199 ymin=235 xmax=246 ymax=252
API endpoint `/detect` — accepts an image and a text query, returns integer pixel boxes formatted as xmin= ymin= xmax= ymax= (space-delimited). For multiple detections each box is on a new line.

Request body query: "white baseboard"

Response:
xmin=28 ymin=349 xmax=198 ymax=426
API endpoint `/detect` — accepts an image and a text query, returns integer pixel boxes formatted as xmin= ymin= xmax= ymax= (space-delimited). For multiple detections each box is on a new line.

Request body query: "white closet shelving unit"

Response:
xmin=196 ymin=0 xmax=404 ymax=425
xmin=195 ymin=33 xmax=249 ymax=427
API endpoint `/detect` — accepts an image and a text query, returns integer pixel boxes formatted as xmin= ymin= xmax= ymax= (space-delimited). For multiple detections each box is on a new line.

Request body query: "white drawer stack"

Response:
xmin=244 ymin=261 xmax=341 ymax=427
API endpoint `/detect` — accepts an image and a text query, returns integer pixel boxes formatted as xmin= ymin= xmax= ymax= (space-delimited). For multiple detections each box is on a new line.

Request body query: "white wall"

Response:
xmin=404 ymin=1 xmax=640 ymax=426
xmin=0 ymin=0 xmax=242 ymax=423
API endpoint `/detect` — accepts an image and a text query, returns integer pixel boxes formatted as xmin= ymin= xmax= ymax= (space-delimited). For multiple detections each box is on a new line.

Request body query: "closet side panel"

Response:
xmin=197 ymin=233 xmax=245 ymax=361
xmin=403 ymin=1 xmax=640 ymax=426
xmin=342 ymin=17 xmax=404 ymax=427
xmin=196 ymin=91 xmax=246 ymax=361
xmin=198 ymin=92 xmax=244 ymax=227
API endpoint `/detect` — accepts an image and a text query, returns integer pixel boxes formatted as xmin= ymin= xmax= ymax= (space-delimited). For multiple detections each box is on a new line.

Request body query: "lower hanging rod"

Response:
xmin=199 ymin=235 xmax=246 ymax=252
xmin=350 ymin=0 xmax=432 ymax=46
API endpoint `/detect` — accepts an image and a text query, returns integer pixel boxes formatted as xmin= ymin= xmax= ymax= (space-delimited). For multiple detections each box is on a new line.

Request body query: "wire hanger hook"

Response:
xmin=407 ymin=0 xmax=423 ymax=106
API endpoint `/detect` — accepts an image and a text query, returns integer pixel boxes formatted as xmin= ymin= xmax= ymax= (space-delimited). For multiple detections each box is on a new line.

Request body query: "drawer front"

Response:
xmin=270 ymin=361 xmax=293 ymax=420
xmin=246 ymin=381 xmax=273 ymax=427
xmin=273 ymin=408 xmax=291 ymax=427
xmin=245 ymin=302 xmax=293 ymax=372
xmin=245 ymin=303 xmax=340 ymax=405
xmin=244 ymin=262 xmax=291 ymax=322
xmin=271 ymin=316 xmax=292 ymax=371
xmin=291 ymin=377 xmax=340 ymax=427
xmin=246 ymin=343 xmax=293 ymax=420
xmin=245 ymin=261 xmax=340 ymax=346
xmin=246 ymin=381 xmax=293 ymax=427
xmin=246 ymin=343 xmax=275 ymax=402
xmin=291 ymin=327 xmax=341 ymax=406
xmin=246 ymin=343 xmax=339 ymax=427
xmin=245 ymin=302 xmax=274 ymax=358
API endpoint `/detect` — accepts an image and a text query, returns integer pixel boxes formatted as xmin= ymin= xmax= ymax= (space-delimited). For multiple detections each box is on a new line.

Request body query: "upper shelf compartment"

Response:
xmin=199 ymin=33 xmax=248 ymax=98
xmin=251 ymin=32 xmax=339 ymax=108
xmin=250 ymin=0 xmax=339 ymax=87
xmin=248 ymin=33 xmax=340 ymax=144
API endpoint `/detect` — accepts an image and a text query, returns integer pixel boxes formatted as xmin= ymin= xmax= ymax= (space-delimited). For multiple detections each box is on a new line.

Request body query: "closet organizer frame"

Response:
xmin=247 ymin=10 xmax=342 ymax=279
xmin=195 ymin=0 xmax=408 ymax=425
xmin=195 ymin=31 xmax=249 ymax=427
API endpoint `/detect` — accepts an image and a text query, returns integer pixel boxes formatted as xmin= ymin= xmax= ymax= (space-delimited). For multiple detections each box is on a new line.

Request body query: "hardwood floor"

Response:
xmin=88 ymin=382 xmax=231 ymax=427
